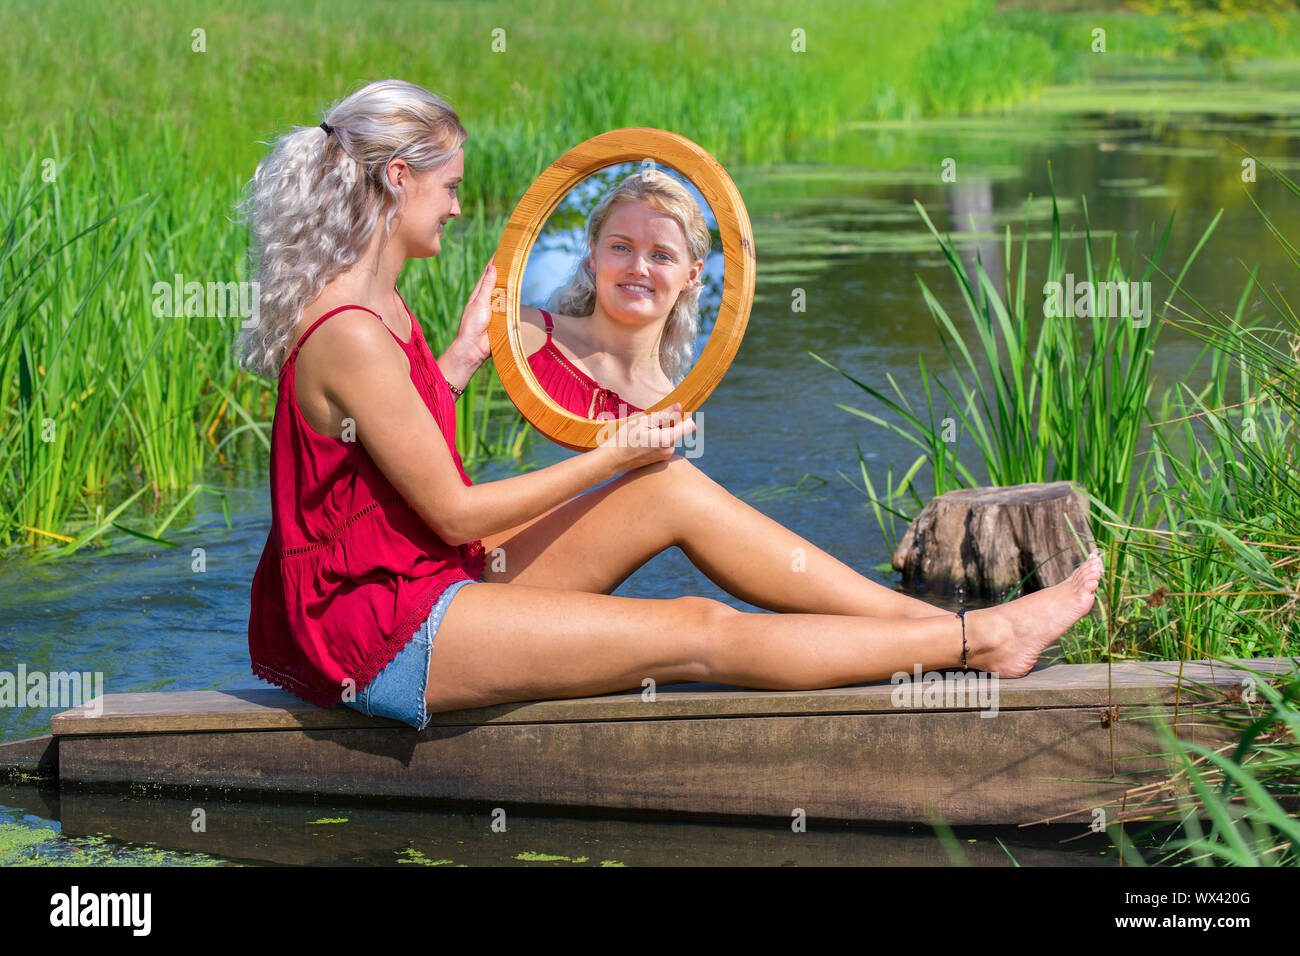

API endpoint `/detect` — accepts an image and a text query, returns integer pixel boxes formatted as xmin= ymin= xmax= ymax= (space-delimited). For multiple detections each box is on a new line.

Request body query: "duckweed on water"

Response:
xmin=0 ymin=822 xmax=52 ymax=862
xmin=0 ymin=822 xmax=228 ymax=867
xmin=514 ymin=851 xmax=591 ymax=863
xmin=396 ymin=848 xmax=455 ymax=866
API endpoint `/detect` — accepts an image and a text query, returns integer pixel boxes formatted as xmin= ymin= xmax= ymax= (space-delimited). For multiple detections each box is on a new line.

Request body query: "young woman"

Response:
xmin=239 ymin=79 xmax=1103 ymax=731
xmin=522 ymin=169 xmax=707 ymax=419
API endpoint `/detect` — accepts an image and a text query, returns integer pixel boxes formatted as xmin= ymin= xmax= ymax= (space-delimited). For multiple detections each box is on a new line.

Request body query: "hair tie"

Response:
xmin=320 ymin=122 xmax=334 ymax=136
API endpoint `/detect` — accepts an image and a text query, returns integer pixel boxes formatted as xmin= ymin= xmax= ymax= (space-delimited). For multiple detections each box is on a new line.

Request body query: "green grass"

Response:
xmin=5 ymin=0 xmax=1297 ymax=556
xmin=916 ymin=0 xmax=1057 ymax=114
xmin=1075 ymin=150 xmax=1299 ymax=664
xmin=814 ymin=169 xmax=1215 ymax=550
xmin=1004 ymin=3 xmax=1300 ymax=80
xmin=1102 ymin=661 xmax=1300 ymax=867
xmin=833 ymin=157 xmax=1299 ymax=663
xmin=0 ymin=0 xmax=1067 ymax=556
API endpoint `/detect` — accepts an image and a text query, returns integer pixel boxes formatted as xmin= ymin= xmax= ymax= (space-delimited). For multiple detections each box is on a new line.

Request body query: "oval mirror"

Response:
xmin=489 ymin=128 xmax=755 ymax=451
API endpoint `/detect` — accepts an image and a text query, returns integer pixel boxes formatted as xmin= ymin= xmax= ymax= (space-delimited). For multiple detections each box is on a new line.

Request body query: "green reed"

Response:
xmin=2 ymin=0 xmax=1061 ymax=557
xmin=1100 ymin=662 xmax=1300 ymax=867
xmin=0 ymin=136 xmax=247 ymax=552
xmin=1077 ymin=153 xmax=1298 ymax=664
xmin=0 ymin=123 xmax=518 ymax=554
xmin=831 ymin=156 xmax=1298 ymax=664
xmin=817 ymin=172 xmax=1217 ymax=541
xmin=871 ymin=149 xmax=1300 ymax=864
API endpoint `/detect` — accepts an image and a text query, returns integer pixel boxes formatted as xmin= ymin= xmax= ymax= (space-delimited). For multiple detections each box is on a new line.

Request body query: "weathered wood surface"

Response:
xmin=892 ymin=481 xmax=1095 ymax=598
xmin=48 ymin=658 xmax=1284 ymax=736
xmin=55 ymin=704 xmax=1229 ymax=826
xmin=42 ymin=658 xmax=1293 ymax=826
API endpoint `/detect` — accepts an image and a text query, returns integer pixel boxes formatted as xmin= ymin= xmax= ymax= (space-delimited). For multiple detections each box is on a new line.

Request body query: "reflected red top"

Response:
xmin=526 ymin=310 xmax=644 ymax=420
xmin=247 ymin=290 xmax=486 ymax=708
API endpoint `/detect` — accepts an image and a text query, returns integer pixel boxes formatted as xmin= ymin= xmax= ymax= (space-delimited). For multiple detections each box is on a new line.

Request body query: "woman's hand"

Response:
xmin=595 ymin=402 xmax=696 ymax=472
xmin=452 ymin=262 xmax=496 ymax=367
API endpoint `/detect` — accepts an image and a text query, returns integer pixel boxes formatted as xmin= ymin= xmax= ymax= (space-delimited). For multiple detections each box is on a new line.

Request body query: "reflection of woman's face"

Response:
xmin=587 ymin=200 xmax=701 ymax=326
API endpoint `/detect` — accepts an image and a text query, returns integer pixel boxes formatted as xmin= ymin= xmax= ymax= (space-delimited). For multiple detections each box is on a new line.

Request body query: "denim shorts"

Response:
xmin=344 ymin=578 xmax=479 ymax=730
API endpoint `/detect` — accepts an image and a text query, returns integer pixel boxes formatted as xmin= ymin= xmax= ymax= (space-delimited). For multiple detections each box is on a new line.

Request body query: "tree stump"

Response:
xmin=891 ymin=481 xmax=1095 ymax=601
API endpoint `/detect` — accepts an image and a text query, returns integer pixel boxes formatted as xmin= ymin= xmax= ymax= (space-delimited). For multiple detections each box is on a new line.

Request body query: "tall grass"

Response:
xmin=828 ymin=159 xmax=1298 ymax=663
xmin=0 ymin=0 xmax=1060 ymax=557
xmin=1004 ymin=3 xmax=1300 ymax=81
xmin=1076 ymin=153 xmax=1299 ymax=664
xmin=1 ymin=149 xmax=171 ymax=551
xmin=916 ymin=0 xmax=1056 ymax=114
xmin=0 ymin=122 xmax=525 ymax=552
xmin=814 ymin=173 xmax=1217 ymax=548
xmin=1096 ymin=661 xmax=1300 ymax=867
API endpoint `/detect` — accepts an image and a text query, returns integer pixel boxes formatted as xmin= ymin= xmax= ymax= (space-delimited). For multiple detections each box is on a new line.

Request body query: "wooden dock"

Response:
xmin=2 ymin=657 xmax=1292 ymax=826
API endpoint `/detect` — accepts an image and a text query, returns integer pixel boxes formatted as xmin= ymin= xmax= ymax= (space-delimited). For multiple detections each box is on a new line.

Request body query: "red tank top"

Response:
xmin=247 ymin=290 xmax=487 ymax=708
xmin=525 ymin=310 xmax=645 ymax=420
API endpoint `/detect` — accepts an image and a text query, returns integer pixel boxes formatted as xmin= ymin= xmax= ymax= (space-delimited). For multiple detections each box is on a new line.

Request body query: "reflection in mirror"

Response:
xmin=518 ymin=162 xmax=724 ymax=420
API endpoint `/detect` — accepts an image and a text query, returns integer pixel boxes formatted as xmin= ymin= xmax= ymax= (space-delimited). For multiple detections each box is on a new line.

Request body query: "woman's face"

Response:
xmin=391 ymin=146 xmax=463 ymax=258
xmin=587 ymin=199 xmax=702 ymax=325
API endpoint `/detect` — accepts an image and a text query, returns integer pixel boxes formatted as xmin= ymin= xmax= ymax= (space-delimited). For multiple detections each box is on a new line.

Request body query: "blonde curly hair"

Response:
xmin=234 ymin=79 xmax=467 ymax=378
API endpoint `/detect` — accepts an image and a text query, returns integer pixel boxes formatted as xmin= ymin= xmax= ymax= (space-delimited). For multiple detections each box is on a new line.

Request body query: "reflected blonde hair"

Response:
xmin=234 ymin=79 xmax=467 ymax=378
xmin=550 ymin=169 xmax=710 ymax=384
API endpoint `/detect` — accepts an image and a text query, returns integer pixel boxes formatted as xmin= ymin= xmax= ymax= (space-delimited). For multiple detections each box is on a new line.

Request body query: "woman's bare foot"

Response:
xmin=964 ymin=552 xmax=1104 ymax=678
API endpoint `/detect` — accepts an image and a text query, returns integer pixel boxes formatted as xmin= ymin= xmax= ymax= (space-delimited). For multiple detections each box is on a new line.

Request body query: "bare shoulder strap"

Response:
xmin=289 ymin=304 xmax=384 ymax=359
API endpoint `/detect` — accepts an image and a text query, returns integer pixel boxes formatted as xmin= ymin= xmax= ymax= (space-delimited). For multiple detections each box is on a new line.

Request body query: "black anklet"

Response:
xmin=956 ymin=607 xmax=969 ymax=670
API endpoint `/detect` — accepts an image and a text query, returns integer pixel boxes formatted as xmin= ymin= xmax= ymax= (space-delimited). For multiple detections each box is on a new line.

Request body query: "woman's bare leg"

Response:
xmin=480 ymin=455 xmax=956 ymax=618
xmin=426 ymin=556 xmax=1104 ymax=713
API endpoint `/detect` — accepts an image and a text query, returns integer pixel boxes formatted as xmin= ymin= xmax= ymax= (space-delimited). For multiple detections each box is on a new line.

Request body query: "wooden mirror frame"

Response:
xmin=489 ymin=127 xmax=755 ymax=451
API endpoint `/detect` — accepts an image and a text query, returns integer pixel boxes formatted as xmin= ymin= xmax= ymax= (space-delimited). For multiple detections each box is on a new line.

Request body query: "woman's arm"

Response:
xmin=435 ymin=342 xmax=480 ymax=395
xmin=316 ymin=312 xmax=690 ymax=545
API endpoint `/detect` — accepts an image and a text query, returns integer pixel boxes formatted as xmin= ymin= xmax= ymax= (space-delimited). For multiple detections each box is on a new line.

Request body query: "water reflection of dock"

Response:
xmin=946 ymin=177 xmax=1005 ymax=301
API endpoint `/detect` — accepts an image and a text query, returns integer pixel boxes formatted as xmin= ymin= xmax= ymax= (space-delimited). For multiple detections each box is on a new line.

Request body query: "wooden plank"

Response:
xmin=55 ymin=702 xmax=1240 ymax=825
xmin=0 ymin=734 xmax=58 ymax=780
xmin=51 ymin=688 xmax=406 ymax=736
xmin=49 ymin=657 xmax=1293 ymax=737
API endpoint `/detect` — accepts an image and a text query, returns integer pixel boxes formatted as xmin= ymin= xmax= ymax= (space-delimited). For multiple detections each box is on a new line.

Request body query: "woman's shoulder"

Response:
xmin=292 ymin=300 xmax=409 ymax=388
xmin=520 ymin=304 xmax=572 ymax=357
xmin=294 ymin=303 xmax=386 ymax=351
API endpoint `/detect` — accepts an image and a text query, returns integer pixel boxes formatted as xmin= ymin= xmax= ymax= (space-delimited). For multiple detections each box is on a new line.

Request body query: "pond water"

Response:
xmin=0 ymin=781 xmax=1128 ymax=867
xmin=2 ymin=70 xmax=1298 ymax=865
